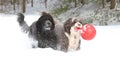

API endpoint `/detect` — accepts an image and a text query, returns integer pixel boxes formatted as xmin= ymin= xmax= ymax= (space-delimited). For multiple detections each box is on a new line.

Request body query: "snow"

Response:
xmin=0 ymin=0 xmax=120 ymax=79
xmin=0 ymin=14 xmax=120 ymax=80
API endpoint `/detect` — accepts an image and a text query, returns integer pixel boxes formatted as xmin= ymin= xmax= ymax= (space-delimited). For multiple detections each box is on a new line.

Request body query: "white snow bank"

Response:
xmin=0 ymin=15 xmax=120 ymax=80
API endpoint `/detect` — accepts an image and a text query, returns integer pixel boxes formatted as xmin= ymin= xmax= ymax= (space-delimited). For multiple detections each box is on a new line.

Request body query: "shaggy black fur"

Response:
xmin=17 ymin=12 xmax=57 ymax=50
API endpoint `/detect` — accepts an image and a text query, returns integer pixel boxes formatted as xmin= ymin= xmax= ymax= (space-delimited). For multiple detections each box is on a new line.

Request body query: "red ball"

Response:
xmin=81 ymin=24 xmax=96 ymax=40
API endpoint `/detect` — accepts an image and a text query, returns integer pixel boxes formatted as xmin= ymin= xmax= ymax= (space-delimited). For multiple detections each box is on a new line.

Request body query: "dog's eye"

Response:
xmin=45 ymin=20 xmax=52 ymax=26
xmin=47 ymin=22 xmax=51 ymax=25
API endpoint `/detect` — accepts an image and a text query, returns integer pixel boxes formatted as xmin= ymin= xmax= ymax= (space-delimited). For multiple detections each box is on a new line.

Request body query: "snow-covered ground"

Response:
xmin=0 ymin=15 xmax=120 ymax=80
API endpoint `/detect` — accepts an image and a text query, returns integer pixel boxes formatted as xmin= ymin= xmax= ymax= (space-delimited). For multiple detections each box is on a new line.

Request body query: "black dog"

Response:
xmin=17 ymin=12 xmax=57 ymax=50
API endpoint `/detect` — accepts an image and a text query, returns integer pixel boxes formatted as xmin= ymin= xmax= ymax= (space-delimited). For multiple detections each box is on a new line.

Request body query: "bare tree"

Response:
xmin=110 ymin=0 xmax=116 ymax=9
xmin=80 ymin=0 xmax=85 ymax=5
xmin=0 ymin=0 xmax=3 ymax=11
xmin=44 ymin=0 xmax=47 ymax=8
xmin=31 ymin=0 xmax=33 ymax=7
xmin=106 ymin=0 xmax=111 ymax=2
xmin=102 ymin=0 xmax=105 ymax=8
xmin=13 ymin=0 xmax=16 ymax=10
xmin=10 ymin=0 xmax=12 ymax=5
xmin=22 ymin=0 xmax=26 ymax=13
xmin=74 ymin=0 xmax=77 ymax=7
xmin=0 ymin=0 xmax=3 ymax=5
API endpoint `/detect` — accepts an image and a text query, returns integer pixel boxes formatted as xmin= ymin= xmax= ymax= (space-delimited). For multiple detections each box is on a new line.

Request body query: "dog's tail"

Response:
xmin=17 ymin=13 xmax=29 ymax=33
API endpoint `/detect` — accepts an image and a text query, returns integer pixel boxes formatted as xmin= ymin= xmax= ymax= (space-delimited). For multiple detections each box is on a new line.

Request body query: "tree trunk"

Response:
xmin=45 ymin=0 xmax=47 ymax=8
xmin=16 ymin=0 xmax=20 ymax=9
xmin=22 ymin=0 xmax=26 ymax=13
xmin=81 ymin=0 xmax=85 ymax=5
xmin=31 ymin=0 xmax=33 ymax=7
xmin=0 ymin=0 xmax=3 ymax=11
xmin=13 ymin=0 xmax=16 ymax=11
xmin=102 ymin=0 xmax=105 ymax=8
xmin=110 ymin=0 xmax=116 ymax=9
xmin=0 ymin=0 xmax=2 ymax=5
xmin=75 ymin=0 xmax=77 ymax=7
xmin=10 ymin=0 xmax=13 ymax=5
xmin=106 ymin=0 xmax=111 ymax=2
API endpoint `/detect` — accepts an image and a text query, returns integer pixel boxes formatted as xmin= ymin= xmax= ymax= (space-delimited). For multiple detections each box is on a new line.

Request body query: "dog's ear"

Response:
xmin=72 ymin=17 xmax=78 ymax=23
xmin=64 ymin=18 xmax=72 ymax=35
xmin=64 ymin=18 xmax=72 ymax=25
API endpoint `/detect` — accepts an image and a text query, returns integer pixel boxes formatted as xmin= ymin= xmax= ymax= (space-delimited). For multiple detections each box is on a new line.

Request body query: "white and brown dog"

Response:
xmin=64 ymin=18 xmax=83 ymax=51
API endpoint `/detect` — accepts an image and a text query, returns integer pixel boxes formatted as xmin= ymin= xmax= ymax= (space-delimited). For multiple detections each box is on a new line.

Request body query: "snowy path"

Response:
xmin=0 ymin=15 xmax=120 ymax=80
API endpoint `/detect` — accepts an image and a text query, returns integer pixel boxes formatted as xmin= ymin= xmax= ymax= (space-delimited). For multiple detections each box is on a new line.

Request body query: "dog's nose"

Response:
xmin=78 ymin=23 xmax=81 ymax=26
